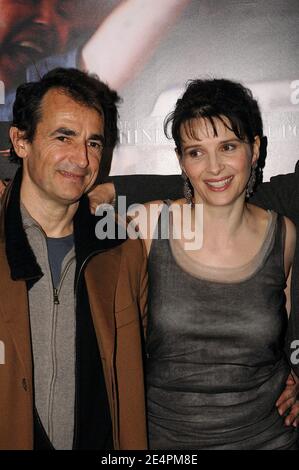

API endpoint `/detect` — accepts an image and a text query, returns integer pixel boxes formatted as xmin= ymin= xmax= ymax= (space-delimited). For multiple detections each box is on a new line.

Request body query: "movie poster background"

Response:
xmin=0 ymin=0 xmax=298 ymax=182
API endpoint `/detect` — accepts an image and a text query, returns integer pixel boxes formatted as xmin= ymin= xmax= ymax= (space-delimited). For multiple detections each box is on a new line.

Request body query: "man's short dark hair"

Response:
xmin=10 ymin=68 xmax=121 ymax=179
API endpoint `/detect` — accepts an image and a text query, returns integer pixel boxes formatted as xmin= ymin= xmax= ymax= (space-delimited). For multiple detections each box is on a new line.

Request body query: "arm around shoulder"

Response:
xmin=284 ymin=216 xmax=296 ymax=318
xmin=284 ymin=216 xmax=296 ymax=277
xmin=251 ymin=163 xmax=299 ymax=220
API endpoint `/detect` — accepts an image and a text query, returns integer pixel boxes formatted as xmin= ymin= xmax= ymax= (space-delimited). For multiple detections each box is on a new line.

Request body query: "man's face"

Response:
xmin=19 ymin=88 xmax=105 ymax=206
xmin=0 ymin=0 xmax=77 ymax=89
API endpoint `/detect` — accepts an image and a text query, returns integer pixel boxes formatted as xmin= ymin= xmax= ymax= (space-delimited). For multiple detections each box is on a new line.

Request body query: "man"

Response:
xmin=0 ymin=0 xmax=190 ymax=178
xmin=0 ymin=67 xmax=148 ymax=450
xmin=0 ymin=0 xmax=189 ymax=118
xmin=0 ymin=0 xmax=76 ymax=90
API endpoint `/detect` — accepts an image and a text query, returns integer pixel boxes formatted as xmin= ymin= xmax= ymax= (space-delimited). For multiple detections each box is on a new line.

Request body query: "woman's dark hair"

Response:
xmin=164 ymin=78 xmax=264 ymax=154
xmin=10 ymin=67 xmax=121 ymax=179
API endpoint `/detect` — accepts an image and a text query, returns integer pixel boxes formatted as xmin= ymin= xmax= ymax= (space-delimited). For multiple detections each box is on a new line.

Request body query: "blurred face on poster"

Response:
xmin=0 ymin=0 xmax=80 ymax=89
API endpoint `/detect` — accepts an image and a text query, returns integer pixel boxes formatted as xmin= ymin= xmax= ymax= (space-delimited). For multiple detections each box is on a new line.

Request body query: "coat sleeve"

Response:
xmin=108 ymin=174 xmax=183 ymax=207
xmin=250 ymin=163 xmax=299 ymax=222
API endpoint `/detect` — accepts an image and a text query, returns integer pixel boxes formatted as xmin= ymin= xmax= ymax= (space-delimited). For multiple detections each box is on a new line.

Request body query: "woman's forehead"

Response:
xmin=180 ymin=116 xmax=237 ymax=142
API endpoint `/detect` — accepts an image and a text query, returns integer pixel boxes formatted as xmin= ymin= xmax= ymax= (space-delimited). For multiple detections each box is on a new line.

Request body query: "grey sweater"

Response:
xmin=22 ymin=206 xmax=76 ymax=450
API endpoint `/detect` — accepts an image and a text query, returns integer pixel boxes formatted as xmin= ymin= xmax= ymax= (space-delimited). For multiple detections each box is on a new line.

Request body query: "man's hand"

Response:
xmin=276 ymin=372 xmax=299 ymax=427
xmin=88 ymin=182 xmax=116 ymax=214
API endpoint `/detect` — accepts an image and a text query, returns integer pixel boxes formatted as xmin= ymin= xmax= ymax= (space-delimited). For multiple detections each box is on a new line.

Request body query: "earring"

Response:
xmin=181 ymin=172 xmax=193 ymax=206
xmin=246 ymin=163 xmax=257 ymax=198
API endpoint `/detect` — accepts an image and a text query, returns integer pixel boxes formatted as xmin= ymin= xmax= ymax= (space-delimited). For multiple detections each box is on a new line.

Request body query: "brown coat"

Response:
xmin=0 ymin=203 xmax=148 ymax=450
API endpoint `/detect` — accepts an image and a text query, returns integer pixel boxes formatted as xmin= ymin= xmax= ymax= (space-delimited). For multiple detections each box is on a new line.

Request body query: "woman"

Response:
xmin=132 ymin=78 xmax=298 ymax=449
xmin=85 ymin=78 xmax=299 ymax=448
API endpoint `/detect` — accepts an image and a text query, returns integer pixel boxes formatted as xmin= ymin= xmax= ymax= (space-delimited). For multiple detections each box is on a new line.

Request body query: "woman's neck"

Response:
xmin=194 ymin=197 xmax=251 ymax=250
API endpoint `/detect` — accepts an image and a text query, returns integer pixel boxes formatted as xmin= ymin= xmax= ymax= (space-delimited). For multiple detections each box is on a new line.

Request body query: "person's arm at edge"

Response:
xmin=250 ymin=162 xmax=299 ymax=222
xmin=108 ymin=174 xmax=183 ymax=207
xmin=276 ymin=217 xmax=299 ymax=426
xmin=87 ymin=175 xmax=183 ymax=214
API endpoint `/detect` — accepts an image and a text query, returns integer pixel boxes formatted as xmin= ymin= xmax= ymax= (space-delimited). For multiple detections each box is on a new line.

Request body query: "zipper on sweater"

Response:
xmin=53 ymin=288 xmax=59 ymax=305
xmin=47 ymin=256 xmax=75 ymax=444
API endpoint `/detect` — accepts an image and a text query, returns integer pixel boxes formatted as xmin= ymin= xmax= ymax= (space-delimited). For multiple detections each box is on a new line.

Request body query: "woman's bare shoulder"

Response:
xmin=247 ymin=202 xmax=270 ymax=222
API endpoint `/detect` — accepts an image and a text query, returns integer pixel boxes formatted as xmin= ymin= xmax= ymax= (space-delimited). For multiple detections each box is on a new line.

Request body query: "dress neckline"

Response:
xmin=167 ymin=204 xmax=277 ymax=284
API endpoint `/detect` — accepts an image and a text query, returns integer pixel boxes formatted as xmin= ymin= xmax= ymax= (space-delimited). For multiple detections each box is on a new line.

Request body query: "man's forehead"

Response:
xmin=39 ymin=88 xmax=104 ymax=126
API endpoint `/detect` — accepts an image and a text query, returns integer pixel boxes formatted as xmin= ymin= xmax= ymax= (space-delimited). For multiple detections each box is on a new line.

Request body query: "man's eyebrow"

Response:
xmin=89 ymin=134 xmax=105 ymax=145
xmin=50 ymin=127 xmax=77 ymax=137
xmin=50 ymin=128 xmax=105 ymax=144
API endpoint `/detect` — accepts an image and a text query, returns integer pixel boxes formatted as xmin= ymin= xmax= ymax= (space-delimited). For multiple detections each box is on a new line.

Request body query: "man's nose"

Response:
xmin=34 ymin=1 xmax=55 ymax=27
xmin=71 ymin=143 xmax=90 ymax=169
xmin=33 ymin=0 xmax=70 ymax=50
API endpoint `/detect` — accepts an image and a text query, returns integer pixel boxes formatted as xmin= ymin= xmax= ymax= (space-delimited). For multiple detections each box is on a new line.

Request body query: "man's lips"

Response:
xmin=5 ymin=42 xmax=45 ymax=67
xmin=58 ymin=170 xmax=87 ymax=180
xmin=10 ymin=27 xmax=55 ymax=58
xmin=10 ymin=39 xmax=46 ymax=60
xmin=16 ymin=40 xmax=44 ymax=55
xmin=204 ymin=176 xmax=234 ymax=191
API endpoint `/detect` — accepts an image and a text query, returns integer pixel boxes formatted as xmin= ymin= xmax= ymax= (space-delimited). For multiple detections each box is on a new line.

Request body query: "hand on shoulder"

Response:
xmin=127 ymin=199 xmax=165 ymax=255
xmin=284 ymin=216 xmax=296 ymax=276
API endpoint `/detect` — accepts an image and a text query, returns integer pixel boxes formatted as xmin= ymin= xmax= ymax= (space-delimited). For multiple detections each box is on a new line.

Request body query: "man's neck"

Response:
xmin=20 ymin=187 xmax=78 ymax=238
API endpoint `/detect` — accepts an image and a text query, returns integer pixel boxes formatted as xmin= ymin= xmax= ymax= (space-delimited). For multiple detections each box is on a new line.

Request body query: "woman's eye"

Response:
xmin=188 ymin=149 xmax=203 ymax=158
xmin=222 ymin=143 xmax=236 ymax=151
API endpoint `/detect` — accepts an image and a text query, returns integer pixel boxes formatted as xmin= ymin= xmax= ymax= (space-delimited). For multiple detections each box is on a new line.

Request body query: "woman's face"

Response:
xmin=179 ymin=116 xmax=260 ymax=206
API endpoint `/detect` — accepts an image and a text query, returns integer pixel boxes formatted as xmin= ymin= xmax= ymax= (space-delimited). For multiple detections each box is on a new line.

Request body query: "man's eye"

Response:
xmin=57 ymin=136 xmax=68 ymax=142
xmin=88 ymin=141 xmax=103 ymax=151
xmin=56 ymin=4 xmax=71 ymax=20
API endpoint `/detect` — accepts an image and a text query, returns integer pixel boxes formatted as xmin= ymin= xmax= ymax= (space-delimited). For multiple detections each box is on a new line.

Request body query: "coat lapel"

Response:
xmin=73 ymin=194 xmax=127 ymax=361
xmin=84 ymin=247 xmax=121 ymax=362
xmin=0 ymin=242 xmax=32 ymax=380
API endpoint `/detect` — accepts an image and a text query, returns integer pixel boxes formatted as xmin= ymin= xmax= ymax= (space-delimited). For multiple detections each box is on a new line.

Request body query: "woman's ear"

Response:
xmin=9 ymin=127 xmax=28 ymax=159
xmin=251 ymin=135 xmax=260 ymax=166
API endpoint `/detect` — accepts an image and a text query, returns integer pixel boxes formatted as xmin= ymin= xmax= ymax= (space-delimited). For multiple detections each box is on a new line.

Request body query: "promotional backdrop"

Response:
xmin=0 ymin=0 xmax=298 ymax=182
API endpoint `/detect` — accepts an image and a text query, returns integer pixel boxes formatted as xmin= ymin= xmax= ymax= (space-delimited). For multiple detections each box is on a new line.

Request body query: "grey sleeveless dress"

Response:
xmin=146 ymin=205 xmax=298 ymax=449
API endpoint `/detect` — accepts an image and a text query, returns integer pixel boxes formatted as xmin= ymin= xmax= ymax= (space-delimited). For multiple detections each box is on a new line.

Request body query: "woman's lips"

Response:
xmin=204 ymin=176 xmax=234 ymax=191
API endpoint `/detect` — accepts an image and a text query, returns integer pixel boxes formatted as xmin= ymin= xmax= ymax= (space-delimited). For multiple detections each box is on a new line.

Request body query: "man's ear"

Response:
xmin=251 ymin=135 xmax=260 ymax=166
xmin=9 ymin=127 xmax=29 ymax=159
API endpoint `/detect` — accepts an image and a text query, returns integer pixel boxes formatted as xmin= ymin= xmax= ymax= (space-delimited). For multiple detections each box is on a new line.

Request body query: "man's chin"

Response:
xmin=56 ymin=190 xmax=85 ymax=206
